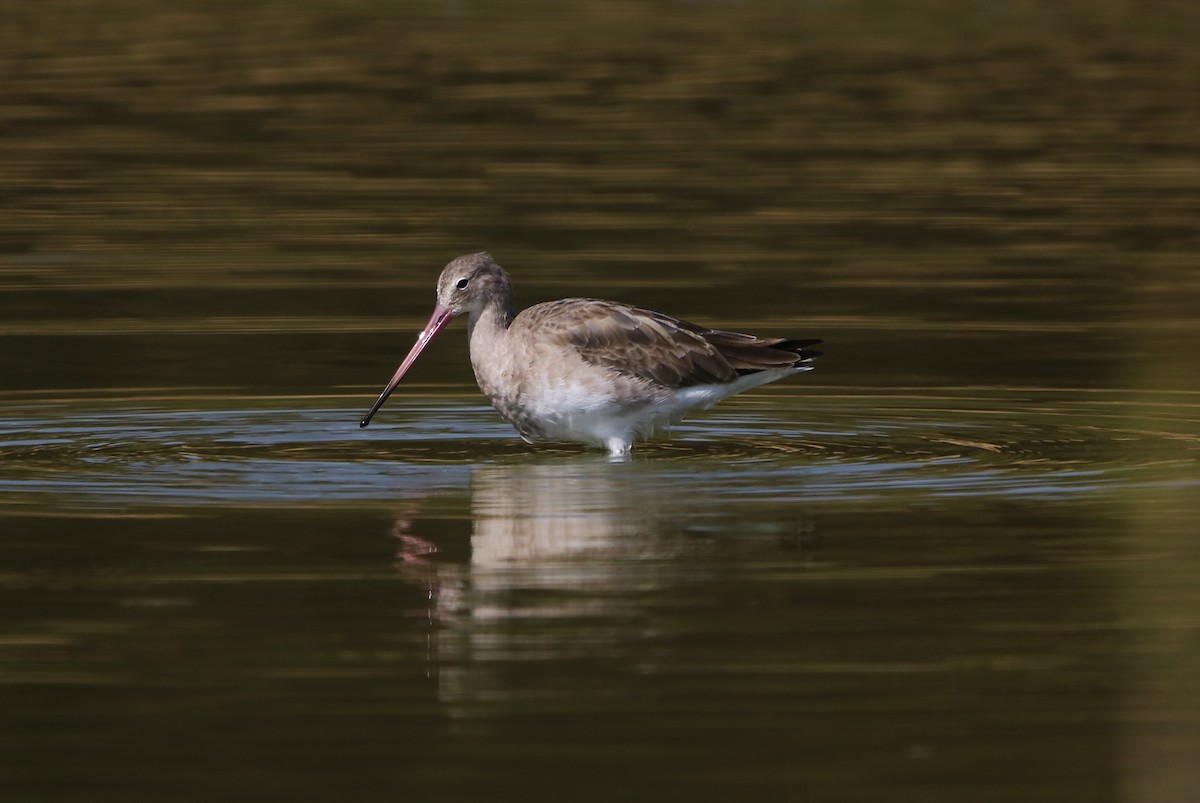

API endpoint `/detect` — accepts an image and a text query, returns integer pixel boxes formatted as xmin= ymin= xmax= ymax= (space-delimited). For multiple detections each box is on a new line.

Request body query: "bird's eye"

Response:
xmin=455 ymin=277 xmax=469 ymax=290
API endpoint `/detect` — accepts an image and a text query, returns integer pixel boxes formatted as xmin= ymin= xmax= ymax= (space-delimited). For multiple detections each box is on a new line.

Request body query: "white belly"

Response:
xmin=509 ymin=367 xmax=810 ymax=455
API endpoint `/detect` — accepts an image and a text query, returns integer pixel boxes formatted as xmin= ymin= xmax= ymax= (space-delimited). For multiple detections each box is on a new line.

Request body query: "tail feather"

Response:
xmin=776 ymin=338 xmax=823 ymax=365
xmin=703 ymin=330 xmax=822 ymax=374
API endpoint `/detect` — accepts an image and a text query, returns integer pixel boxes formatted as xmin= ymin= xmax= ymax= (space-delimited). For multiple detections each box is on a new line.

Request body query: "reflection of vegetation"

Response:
xmin=1 ymin=1 xmax=1197 ymax=395
xmin=2 ymin=0 xmax=1197 ymax=286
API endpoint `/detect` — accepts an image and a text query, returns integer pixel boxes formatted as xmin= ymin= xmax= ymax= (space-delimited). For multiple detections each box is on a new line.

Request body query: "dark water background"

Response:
xmin=2 ymin=1 xmax=1199 ymax=800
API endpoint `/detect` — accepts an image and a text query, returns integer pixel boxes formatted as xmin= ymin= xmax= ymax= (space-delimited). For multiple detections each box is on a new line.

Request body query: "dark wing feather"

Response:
xmin=520 ymin=299 xmax=820 ymax=389
xmin=702 ymin=330 xmax=822 ymax=375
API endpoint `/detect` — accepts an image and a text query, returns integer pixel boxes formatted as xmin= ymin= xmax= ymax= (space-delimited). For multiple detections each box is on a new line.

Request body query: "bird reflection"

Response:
xmin=389 ymin=458 xmax=815 ymax=720
xmin=469 ymin=462 xmax=666 ymax=566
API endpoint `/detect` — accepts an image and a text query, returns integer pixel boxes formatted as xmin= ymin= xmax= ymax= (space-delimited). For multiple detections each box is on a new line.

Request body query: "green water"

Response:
xmin=3 ymin=2 xmax=1200 ymax=800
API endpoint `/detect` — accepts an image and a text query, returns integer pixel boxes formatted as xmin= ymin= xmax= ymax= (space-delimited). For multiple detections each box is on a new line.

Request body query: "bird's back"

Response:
xmin=513 ymin=297 xmax=820 ymax=391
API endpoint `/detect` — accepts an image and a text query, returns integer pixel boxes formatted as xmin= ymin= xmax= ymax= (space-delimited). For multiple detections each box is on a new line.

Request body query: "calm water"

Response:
xmin=3 ymin=2 xmax=1200 ymax=801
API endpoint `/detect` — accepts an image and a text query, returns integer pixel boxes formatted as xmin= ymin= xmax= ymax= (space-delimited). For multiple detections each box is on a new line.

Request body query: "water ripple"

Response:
xmin=0 ymin=391 xmax=1196 ymax=512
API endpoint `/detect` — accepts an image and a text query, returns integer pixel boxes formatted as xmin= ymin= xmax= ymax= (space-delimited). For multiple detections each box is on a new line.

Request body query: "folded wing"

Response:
xmin=520 ymin=298 xmax=821 ymax=390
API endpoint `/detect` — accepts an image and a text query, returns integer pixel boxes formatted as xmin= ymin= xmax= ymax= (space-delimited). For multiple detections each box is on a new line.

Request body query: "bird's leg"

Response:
xmin=606 ymin=436 xmax=632 ymax=458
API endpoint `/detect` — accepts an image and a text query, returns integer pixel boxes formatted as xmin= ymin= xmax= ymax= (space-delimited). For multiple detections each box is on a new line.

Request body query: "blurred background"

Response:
xmin=3 ymin=0 xmax=1197 ymax=395
xmin=2 ymin=1 xmax=1198 ymax=801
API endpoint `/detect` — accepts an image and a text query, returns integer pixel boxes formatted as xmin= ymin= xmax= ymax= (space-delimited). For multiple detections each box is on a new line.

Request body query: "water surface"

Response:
xmin=2 ymin=1 xmax=1200 ymax=801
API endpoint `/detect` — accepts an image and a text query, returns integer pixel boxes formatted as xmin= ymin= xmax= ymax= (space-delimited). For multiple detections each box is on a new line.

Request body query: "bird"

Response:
xmin=360 ymin=252 xmax=821 ymax=456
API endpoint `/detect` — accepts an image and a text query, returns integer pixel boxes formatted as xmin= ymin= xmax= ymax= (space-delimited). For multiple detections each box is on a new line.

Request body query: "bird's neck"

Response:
xmin=466 ymin=299 xmax=515 ymax=345
xmin=467 ymin=300 xmax=517 ymax=404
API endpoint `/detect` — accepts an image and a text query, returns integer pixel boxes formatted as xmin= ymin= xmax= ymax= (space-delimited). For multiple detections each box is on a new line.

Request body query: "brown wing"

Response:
xmin=519 ymin=298 xmax=820 ymax=389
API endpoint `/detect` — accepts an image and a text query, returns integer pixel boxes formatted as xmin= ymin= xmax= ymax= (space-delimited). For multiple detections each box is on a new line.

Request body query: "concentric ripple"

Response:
xmin=0 ymin=390 xmax=1196 ymax=511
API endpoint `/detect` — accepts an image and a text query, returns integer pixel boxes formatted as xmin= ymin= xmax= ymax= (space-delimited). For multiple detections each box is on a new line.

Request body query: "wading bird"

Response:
xmin=360 ymin=253 xmax=820 ymax=456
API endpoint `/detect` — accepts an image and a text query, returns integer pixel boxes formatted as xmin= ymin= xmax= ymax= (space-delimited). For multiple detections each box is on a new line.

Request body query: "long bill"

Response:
xmin=359 ymin=303 xmax=455 ymax=428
